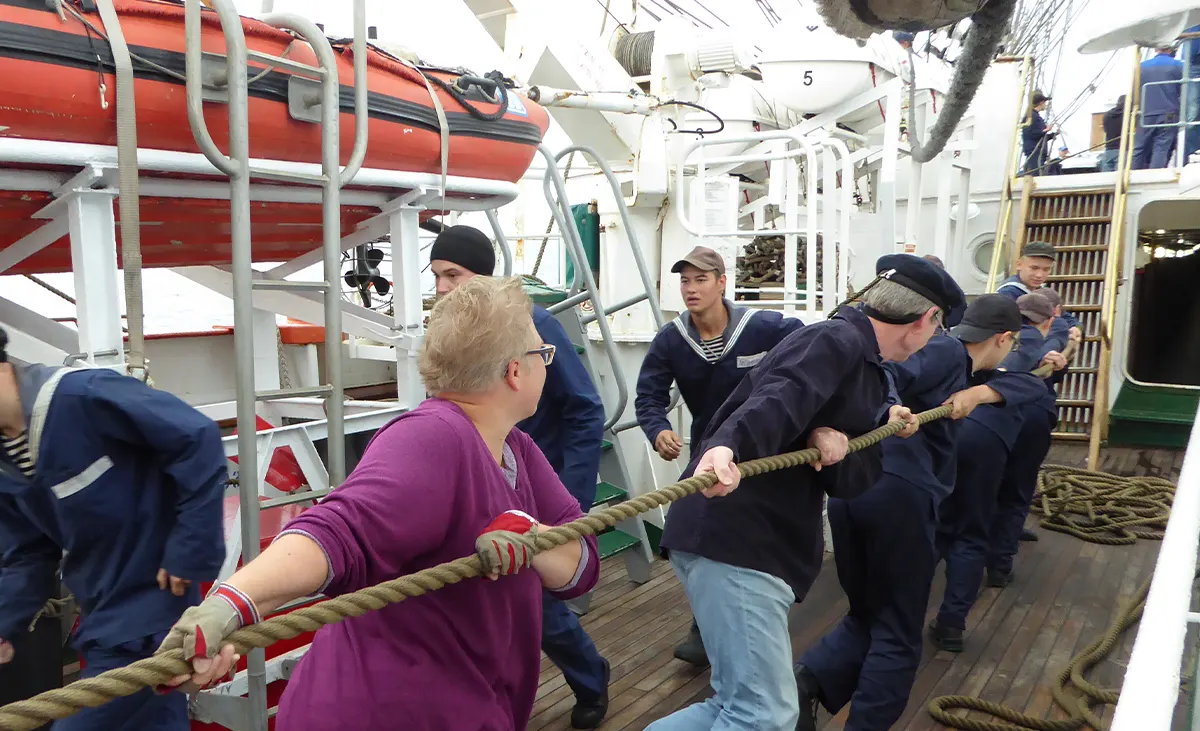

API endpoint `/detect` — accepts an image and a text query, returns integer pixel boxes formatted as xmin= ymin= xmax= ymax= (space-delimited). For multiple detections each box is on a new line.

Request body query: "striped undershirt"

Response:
xmin=2 ymin=431 xmax=34 ymax=478
xmin=698 ymin=334 xmax=724 ymax=363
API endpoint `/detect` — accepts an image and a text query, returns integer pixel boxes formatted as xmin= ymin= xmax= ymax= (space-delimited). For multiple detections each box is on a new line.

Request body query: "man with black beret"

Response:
xmin=646 ymin=255 xmax=956 ymax=731
xmin=793 ymin=294 xmax=1049 ymax=731
xmin=428 ymin=225 xmax=611 ymax=729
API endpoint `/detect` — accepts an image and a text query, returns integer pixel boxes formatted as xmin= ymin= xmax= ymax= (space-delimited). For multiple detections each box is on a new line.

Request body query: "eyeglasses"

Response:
xmin=527 ymin=343 xmax=556 ymax=366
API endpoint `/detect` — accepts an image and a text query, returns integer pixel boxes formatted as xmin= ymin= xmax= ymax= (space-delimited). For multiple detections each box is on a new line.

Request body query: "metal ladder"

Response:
xmin=182 ymin=1 xmax=368 ymax=728
xmin=533 ymin=143 xmax=669 ymax=611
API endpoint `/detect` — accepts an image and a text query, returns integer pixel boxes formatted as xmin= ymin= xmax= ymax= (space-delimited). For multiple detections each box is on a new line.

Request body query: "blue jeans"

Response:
xmin=1133 ymin=114 xmax=1179 ymax=169
xmin=54 ymin=633 xmax=188 ymax=731
xmin=646 ymin=551 xmax=798 ymax=731
xmin=542 ymin=592 xmax=607 ymax=700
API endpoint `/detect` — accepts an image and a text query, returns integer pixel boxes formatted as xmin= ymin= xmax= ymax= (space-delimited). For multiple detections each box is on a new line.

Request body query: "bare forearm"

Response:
xmin=225 ymin=534 xmax=328 ymax=616
xmin=531 ymin=536 xmax=585 ymax=591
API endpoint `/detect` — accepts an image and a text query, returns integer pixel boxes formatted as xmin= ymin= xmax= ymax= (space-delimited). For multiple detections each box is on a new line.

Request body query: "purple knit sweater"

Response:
xmin=274 ymin=398 xmax=599 ymax=730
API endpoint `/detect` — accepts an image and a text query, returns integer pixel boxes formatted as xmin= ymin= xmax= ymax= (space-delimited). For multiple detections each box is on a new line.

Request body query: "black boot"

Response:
xmin=1020 ymin=527 xmax=1039 ymax=541
xmin=985 ymin=568 xmax=1014 ymax=588
xmin=928 ymin=620 xmax=964 ymax=653
xmin=673 ymin=619 xmax=709 ymax=667
xmin=793 ymin=664 xmax=820 ymax=731
xmin=570 ymin=658 xmax=609 ymax=729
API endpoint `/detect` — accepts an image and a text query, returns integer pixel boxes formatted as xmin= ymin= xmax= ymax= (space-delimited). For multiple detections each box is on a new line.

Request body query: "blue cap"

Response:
xmin=895 ymin=31 xmax=916 ymax=43
xmin=874 ymin=254 xmax=966 ymax=327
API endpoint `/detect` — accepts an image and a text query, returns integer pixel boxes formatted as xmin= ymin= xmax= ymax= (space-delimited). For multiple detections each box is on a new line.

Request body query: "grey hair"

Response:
xmin=862 ymin=279 xmax=938 ymax=321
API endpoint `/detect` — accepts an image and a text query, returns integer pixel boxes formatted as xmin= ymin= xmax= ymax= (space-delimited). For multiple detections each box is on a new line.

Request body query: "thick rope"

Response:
xmin=0 ymin=357 xmax=1070 ymax=729
xmin=927 ymin=465 xmax=1176 ymax=731
xmin=0 ymin=406 xmax=945 ymax=730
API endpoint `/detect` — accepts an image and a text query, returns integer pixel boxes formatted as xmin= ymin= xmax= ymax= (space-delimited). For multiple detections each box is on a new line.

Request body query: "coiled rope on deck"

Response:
xmin=0 ymin=405 xmax=949 ymax=731
xmin=928 ymin=465 xmax=1177 ymax=731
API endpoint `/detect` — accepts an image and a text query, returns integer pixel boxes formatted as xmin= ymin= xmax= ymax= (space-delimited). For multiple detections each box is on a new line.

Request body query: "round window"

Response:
xmin=970 ymin=235 xmax=997 ymax=279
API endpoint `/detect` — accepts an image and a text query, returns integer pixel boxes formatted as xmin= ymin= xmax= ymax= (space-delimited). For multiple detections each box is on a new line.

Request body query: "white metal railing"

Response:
xmin=1111 ymin=401 xmax=1200 ymax=730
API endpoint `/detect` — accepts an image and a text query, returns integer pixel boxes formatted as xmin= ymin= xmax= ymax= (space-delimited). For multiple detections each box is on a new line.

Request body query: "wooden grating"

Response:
xmin=1023 ymin=190 xmax=1114 ymax=439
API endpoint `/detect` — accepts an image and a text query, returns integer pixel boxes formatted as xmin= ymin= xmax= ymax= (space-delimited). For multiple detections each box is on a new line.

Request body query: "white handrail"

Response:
xmin=0 ymin=138 xmax=521 ymax=210
xmin=1111 ymin=401 xmax=1200 ymax=731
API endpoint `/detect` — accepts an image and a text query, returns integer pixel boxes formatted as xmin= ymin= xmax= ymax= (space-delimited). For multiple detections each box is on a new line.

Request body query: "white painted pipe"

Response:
xmin=1111 ymin=401 xmax=1200 ymax=731
xmin=0 ymin=138 xmax=521 ymax=210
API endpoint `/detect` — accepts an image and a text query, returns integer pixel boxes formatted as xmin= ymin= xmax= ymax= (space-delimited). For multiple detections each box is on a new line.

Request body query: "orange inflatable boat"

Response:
xmin=0 ymin=0 xmax=551 ymax=274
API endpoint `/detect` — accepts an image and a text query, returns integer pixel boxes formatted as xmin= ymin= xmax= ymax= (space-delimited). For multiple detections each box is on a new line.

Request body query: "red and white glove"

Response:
xmin=475 ymin=509 xmax=539 ymax=576
xmin=157 ymin=584 xmax=259 ymax=662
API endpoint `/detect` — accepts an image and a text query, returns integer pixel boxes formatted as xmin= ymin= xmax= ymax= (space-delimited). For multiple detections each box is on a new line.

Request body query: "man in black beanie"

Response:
xmin=429 ymin=226 xmax=611 ymax=729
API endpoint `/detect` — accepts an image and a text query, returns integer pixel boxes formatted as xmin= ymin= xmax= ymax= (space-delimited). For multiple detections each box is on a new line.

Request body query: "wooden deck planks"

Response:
xmin=527 ymin=445 xmax=1186 ymax=731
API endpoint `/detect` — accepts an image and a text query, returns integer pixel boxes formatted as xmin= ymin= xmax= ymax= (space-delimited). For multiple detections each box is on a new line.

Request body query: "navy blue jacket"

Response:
xmin=997 ymin=275 xmax=1081 ymax=331
xmin=1141 ymin=53 xmax=1184 ymax=118
xmin=0 ymin=366 xmax=227 ymax=648
xmin=660 ymin=306 xmax=889 ymax=600
xmin=517 ymin=305 xmax=605 ymax=509
xmin=635 ymin=302 xmax=803 ymax=450
xmin=879 ymin=334 xmax=1051 ymax=503
xmin=963 ymin=327 xmax=1058 ymax=449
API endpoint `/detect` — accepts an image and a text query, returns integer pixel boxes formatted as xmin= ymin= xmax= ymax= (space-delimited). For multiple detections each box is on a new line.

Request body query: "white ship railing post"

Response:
xmin=64 ymin=190 xmax=126 ymax=372
xmin=1111 ymin=402 xmax=1200 ymax=731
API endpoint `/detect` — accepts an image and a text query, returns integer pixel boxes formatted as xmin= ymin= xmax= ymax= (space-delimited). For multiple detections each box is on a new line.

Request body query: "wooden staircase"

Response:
xmin=1012 ymin=186 xmax=1117 ymax=449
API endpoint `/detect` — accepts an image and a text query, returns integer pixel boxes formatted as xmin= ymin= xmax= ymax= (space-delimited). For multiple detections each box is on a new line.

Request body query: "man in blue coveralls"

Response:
xmin=985 ymin=292 xmax=1071 ymax=588
xmin=647 ymin=255 xmax=957 ymax=731
xmin=792 ymin=294 xmax=1049 ymax=731
xmin=930 ymin=294 xmax=1068 ymax=652
xmin=635 ymin=245 xmax=803 ymax=667
xmin=1134 ymin=45 xmax=1184 ymax=169
xmin=0 ymin=327 xmax=227 ymax=730
xmin=429 ymin=225 xmax=610 ymax=729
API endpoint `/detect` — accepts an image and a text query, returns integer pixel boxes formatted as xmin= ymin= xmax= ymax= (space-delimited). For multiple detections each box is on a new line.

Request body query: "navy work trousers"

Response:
xmin=799 ymin=476 xmax=940 ymax=730
xmin=54 ymin=632 xmax=188 ymax=731
xmin=542 ymin=593 xmax=607 ymax=702
xmin=988 ymin=406 xmax=1056 ymax=576
xmin=935 ymin=421 xmax=1010 ymax=631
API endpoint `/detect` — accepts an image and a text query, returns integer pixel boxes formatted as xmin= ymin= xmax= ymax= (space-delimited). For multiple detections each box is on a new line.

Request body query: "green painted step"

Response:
xmin=592 ymin=481 xmax=627 ymax=507
xmin=597 ymin=529 xmax=641 ymax=559
xmin=1110 ymin=382 xmax=1200 ymax=424
xmin=601 ymin=439 xmax=612 ymax=452
xmin=574 ymin=344 xmax=585 ymax=354
xmin=1108 ymin=381 xmax=1199 ymax=449
xmin=520 ymin=277 xmax=568 ymax=306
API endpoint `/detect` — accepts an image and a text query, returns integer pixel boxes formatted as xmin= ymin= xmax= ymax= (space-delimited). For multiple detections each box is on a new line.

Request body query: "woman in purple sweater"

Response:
xmin=159 ymin=276 xmax=601 ymax=730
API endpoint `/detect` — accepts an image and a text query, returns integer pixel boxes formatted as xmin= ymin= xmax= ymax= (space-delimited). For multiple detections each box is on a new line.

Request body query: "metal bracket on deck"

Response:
xmin=201 ymin=52 xmax=232 ymax=104
xmin=287 ymin=76 xmax=322 ymax=123
xmin=190 ymin=694 xmax=254 ymax=731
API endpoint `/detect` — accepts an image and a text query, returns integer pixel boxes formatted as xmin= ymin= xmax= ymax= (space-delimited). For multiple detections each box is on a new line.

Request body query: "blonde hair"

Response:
xmin=419 ymin=276 xmax=537 ymax=394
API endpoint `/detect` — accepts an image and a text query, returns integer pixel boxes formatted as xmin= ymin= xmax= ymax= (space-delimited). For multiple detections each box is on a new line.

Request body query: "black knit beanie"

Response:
xmin=429 ymin=225 xmax=496 ymax=276
xmin=0 ymin=326 xmax=7 ymax=364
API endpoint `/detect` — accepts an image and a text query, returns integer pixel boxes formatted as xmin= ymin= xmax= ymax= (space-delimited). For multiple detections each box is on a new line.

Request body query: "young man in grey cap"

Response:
xmin=428 ymin=225 xmax=610 ymax=729
xmin=647 ymin=254 xmax=956 ymax=731
xmin=996 ymin=241 xmax=1082 ymax=342
xmin=634 ymin=245 xmax=803 ymax=666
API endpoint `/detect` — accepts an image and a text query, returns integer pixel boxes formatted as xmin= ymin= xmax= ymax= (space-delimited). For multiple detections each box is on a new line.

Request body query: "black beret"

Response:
xmin=429 ymin=225 xmax=496 ymax=276
xmin=874 ymin=254 xmax=967 ymax=327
